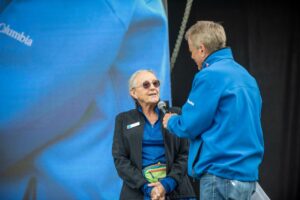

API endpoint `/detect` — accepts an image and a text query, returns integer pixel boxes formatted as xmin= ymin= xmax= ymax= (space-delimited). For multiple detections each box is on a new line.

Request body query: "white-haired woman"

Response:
xmin=112 ymin=70 xmax=196 ymax=200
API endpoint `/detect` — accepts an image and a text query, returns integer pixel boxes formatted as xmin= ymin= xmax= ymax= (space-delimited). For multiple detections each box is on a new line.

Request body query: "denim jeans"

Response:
xmin=199 ymin=173 xmax=256 ymax=200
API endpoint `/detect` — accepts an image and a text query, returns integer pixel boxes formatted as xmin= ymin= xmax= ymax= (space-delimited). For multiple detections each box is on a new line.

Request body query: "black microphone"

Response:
xmin=158 ymin=100 xmax=168 ymax=114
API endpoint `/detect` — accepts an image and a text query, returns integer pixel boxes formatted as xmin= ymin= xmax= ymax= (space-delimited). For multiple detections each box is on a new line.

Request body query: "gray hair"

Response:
xmin=128 ymin=69 xmax=156 ymax=92
xmin=185 ymin=20 xmax=226 ymax=53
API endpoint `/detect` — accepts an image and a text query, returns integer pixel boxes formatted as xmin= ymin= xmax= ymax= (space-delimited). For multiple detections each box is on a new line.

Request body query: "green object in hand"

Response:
xmin=142 ymin=162 xmax=166 ymax=183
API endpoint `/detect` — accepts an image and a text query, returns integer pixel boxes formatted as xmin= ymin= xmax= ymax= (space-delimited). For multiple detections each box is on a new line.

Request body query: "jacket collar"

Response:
xmin=136 ymin=104 xmax=161 ymax=121
xmin=202 ymin=47 xmax=233 ymax=69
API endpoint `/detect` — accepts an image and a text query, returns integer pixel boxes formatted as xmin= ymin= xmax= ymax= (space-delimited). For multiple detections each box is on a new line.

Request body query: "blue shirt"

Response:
xmin=139 ymin=107 xmax=166 ymax=167
xmin=167 ymin=48 xmax=264 ymax=181
xmin=138 ymin=107 xmax=177 ymax=196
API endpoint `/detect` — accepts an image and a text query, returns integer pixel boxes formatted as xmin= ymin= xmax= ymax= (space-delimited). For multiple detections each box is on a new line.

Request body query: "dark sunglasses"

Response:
xmin=137 ymin=80 xmax=160 ymax=89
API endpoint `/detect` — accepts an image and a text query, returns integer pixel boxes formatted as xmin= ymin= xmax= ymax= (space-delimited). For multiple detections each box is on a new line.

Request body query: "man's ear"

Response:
xmin=198 ymin=43 xmax=205 ymax=52
xmin=198 ymin=43 xmax=208 ymax=57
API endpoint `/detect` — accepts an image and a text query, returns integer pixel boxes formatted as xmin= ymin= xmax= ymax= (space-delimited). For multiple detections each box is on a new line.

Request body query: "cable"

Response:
xmin=170 ymin=0 xmax=194 ymax=72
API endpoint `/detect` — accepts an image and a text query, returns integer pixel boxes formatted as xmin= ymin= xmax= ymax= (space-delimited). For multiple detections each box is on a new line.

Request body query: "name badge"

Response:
xmin=127 ymin=122 xmax=140 ymax=129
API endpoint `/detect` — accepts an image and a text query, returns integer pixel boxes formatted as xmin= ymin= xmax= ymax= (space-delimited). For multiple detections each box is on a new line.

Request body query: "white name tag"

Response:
xmin=127 ymin=122 xmax=140 ymax=129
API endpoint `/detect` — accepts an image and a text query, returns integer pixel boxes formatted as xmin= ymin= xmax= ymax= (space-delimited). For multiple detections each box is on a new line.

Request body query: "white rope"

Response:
xmin=170 ymin=0 xmax=194 ymax=72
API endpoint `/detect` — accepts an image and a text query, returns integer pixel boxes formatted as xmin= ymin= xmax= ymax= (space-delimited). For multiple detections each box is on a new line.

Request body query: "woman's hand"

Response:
xmin=148 ymin=182 xmax=166 ymax=200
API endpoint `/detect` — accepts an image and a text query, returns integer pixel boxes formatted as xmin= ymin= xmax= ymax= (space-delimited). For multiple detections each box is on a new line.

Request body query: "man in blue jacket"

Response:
xmin=163 ymin=21 xmax=264 ymax=200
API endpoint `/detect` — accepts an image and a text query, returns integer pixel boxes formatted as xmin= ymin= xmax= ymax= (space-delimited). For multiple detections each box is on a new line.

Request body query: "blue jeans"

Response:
xmin=199 ymin=173 xmax=256 ymax=200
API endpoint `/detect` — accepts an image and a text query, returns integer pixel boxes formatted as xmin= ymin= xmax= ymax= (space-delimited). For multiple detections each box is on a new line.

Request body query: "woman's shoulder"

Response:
xmin=116 ymin=109 xmax=139 ymax=119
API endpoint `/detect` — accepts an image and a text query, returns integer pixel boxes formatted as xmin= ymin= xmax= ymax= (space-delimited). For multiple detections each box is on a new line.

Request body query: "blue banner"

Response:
xmin=0 ymin=0 xmax=171 ymax=199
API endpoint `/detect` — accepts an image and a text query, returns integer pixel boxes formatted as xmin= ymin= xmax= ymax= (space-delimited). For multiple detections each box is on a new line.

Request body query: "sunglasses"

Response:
xmin=136 ymin=80 xmax=160 ymax=89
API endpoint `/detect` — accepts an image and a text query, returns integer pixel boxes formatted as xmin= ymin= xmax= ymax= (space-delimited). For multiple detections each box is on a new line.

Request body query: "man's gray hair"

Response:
xmin=185 ymin=20 xmax=226 ymax=53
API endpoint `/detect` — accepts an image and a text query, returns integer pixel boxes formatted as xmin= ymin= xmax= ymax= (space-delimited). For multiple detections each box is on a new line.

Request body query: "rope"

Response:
xmin=170 ymin=0 xmax=194 ymax=72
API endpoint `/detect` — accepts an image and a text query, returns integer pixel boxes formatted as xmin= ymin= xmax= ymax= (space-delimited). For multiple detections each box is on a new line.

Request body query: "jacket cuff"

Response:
xmin=160 ymin=176 xmax=177 ymax=193
xmin=140 ymin=183 xmax=152 ymax=197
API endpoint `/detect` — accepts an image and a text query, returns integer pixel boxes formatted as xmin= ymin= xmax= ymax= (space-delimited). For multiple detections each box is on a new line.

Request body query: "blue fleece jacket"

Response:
xmin=167 ymin=48 xmax=264 ymax=181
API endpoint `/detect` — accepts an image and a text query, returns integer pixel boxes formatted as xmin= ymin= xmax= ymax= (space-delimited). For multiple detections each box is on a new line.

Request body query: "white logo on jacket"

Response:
xmin=187 ymin=99 xmax=195 ymax=106
xmin=0 ymin=22 xmax=33 ymax=46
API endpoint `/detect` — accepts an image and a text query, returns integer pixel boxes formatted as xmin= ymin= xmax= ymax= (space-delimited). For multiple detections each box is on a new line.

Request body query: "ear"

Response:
xmin=198 ymin=43 xmax=208 ymax=58
xmin=198 ymin=43 xmax=205 ymax=52
xmin=130 ymin=89 xmax=138 ymax=100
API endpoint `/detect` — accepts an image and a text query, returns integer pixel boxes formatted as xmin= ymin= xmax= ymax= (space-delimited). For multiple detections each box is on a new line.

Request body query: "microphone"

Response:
xmin=158 ymin=100 xmax=168 ymax=114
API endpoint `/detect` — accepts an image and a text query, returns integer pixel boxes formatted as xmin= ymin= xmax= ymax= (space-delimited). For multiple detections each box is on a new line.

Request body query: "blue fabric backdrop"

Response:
xmin=0 ymin=0 xmax=171 ymax=199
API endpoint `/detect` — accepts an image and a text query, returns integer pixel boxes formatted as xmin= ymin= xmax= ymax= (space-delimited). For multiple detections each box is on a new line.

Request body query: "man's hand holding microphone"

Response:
xmin=157 ymin=101 xmax=177 ymax=129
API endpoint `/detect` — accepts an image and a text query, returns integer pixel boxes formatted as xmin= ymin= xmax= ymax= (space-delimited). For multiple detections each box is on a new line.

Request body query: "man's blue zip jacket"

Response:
xmin=167 ymin=47 xmax=264 ymax=181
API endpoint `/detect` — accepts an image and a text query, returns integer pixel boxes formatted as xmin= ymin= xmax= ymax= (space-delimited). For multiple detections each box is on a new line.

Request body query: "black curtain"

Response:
xmin=167 ymin=1 xmax=300 ymax=199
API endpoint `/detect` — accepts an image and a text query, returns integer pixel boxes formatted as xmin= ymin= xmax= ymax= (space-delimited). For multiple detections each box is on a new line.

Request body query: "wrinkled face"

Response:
xmin=130 ymin=71 xmax=160 ymax=106
xmin=188 ymin=38 xmax=204 ymax=70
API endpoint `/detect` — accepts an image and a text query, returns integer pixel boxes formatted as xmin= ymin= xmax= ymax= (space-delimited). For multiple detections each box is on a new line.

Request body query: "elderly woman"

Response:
xmin=112 ymin=70 xmax=195 ymax=200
